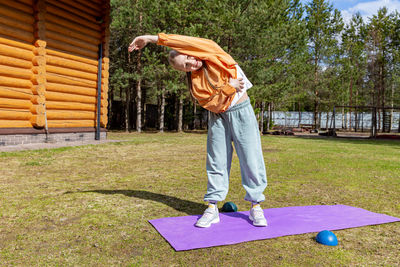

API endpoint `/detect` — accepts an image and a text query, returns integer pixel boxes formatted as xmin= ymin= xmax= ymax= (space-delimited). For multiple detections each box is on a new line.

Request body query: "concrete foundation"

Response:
xmin=0 ymin=132 xmax=107 ymax=146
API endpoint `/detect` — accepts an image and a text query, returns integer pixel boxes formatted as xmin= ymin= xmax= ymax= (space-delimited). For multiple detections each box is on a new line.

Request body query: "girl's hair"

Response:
xmin=186 ymin=71 xmax=196 ymax=103
xmin=168 ymin=50 xmax=180 ymax=67
xmin=168 ymin=50 xmax=196 ymax=102
xmin=168 ymin=50 xmax=209 ymax=104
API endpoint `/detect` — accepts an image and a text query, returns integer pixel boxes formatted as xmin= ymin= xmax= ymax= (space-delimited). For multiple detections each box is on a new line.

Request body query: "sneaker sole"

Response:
xmin=195 ymin=216 xmax=220 ymax=228
xmin=249 ymin=214 xmax=268 ymax=227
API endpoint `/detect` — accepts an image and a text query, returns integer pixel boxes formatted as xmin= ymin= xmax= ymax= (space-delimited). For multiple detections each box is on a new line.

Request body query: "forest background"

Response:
xmin=108 ymin=0 xmax=400 ymax=133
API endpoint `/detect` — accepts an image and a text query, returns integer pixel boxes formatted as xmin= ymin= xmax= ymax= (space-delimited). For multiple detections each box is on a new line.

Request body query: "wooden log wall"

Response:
xmin=0 ymin=0 xmax=109 ymax=129
xmin=0 ymin=0 xmax=35 ymax=127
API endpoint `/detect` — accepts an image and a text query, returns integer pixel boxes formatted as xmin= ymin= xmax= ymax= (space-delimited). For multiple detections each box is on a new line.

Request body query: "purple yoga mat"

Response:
xmin=149 ymin=205 xmax=400 ymax=251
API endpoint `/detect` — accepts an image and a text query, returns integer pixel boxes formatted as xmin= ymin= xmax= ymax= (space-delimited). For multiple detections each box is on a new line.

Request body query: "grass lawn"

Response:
xmin=0 ymin=132 xmax=399 ymax=266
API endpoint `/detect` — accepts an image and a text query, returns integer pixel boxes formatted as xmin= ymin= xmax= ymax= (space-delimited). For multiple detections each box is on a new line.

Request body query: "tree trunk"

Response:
xmin=349 ymin=77 xmax=353 ymax=130
xmin=318 ymin=112 xmax=322 ymax=130
xmin=142 ymin=83 xmax=147 ymax=130
xmin=178 ymin=96 xmax=183 ymax=132
xmin=125 ymin=86 xmax=130 ymax=132
xmin=341 ymin=107 xmax=345 ymax=129
xmin=361 ymin=112 xmax=364 ymax=132
xmin=267 ymin=102 xmax=272 ymax=130
xmin=354 ymin=109 xmax=360 ymax=132
xmin=398 ymin=115 xmax=400 ymax=133
xmin=377 ymin=108 xmax=381 ymax=132
xmin=260 ymin=101 xmax=265 ymax=134
xmin=255 ymin=102 xmax=260 ymax=122
xmin=193 ymin=103 xmax=197 ymax=130
xmin=313 ymin=103 xmax=318 ymax=129
xmin=108 ymin=84 xmax=113 ymax=130
xmin=136 ymin=76 xmax=142 ymax=133
xmin=381 ymin=57 xmax=385 ymax=108
xmin=143 ymin=104 xmax=146 ymax=130
xmin=355 ymin=86 xmax=359 ymax=132
xmin=298 ymin=102 xmax=301 ymax=128
xmin=325 ymin=111 xmax=329 ymax=130
xmin=157 ymin=93 xmax=160 ymax=130
xmin=378 ymin=57 xmax=384 ymax=132
xmin=398 ymin=112 xmax=400 ymax=133
xmin=313 ymin=55 xmax=319 ymax=129
xmin=372 ymin=107 xmax=377 ymax=137
xmin=390 ymin=83 xmax=394 ymax=132
xmin=284 ymin=111 xmax=287 ymax=128
xmin=136 ymin=13 xmax=143 ymax=133
xmin=159 ymin=85 xmax=165 ymax=133
xmin=199 ymin=108 xmax=203 ymax=129
xmin=207 ymin=110 xmax=210 ymax=130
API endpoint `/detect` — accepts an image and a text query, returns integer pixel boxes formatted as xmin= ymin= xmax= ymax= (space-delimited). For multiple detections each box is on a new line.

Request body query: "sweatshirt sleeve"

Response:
xmin=157 ymin=33 xmax=237 ymax=67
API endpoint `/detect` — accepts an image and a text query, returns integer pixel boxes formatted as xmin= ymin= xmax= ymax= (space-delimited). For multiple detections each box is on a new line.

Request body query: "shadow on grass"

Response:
xmin=68 ymin=190 xmax=207 ymax=215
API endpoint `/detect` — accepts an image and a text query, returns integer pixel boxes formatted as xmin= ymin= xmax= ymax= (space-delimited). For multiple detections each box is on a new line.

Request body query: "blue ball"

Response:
xmin=221 ymin=201 xmax=238 ymax=212
xmin=316 ymin=230 xmax=338 ymax=246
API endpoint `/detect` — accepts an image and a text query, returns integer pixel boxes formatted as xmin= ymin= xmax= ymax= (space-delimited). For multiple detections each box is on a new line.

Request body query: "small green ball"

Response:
xmin=221 ymin=201 xmax=238 ymax=212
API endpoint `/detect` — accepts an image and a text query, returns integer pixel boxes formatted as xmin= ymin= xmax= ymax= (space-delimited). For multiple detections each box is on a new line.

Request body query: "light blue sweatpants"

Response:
xmin=204 ymin=98 xmax=267 ymax=203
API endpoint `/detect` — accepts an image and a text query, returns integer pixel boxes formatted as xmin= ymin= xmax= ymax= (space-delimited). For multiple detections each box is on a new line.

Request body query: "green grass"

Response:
xmin=0 ymin=132 xmax=399 ymax=266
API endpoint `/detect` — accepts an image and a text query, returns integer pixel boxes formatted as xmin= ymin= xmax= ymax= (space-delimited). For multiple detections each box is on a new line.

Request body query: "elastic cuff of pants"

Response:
xmin=245 ymin=198 xmax=265 ymax=203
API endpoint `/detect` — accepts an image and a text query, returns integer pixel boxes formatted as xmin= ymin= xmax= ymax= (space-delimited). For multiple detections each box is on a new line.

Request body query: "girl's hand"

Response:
xmin=128 ymin=35 xmax=158 ymax=52
xmin=229 ymin=77 xmax=244 ymax=92
xmin=128 ymin=36 xmax=149 ymax=52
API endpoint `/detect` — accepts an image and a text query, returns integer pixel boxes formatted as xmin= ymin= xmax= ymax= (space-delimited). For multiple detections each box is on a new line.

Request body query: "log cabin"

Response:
xmin=0 ymin=0 xmax=110 ymax=146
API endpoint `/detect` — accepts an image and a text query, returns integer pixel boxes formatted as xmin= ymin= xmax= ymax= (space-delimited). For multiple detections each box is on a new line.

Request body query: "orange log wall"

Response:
xmin=0 ymin=0 xmax=109 ymax=129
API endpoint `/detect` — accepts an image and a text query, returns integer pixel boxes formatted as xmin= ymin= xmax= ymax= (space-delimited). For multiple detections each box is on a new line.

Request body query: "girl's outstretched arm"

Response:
xmin=128 ymin=35 xmax=158 ymax=52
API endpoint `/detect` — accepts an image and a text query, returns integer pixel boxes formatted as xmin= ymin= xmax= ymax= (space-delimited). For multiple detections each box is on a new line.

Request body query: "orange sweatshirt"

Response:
xmin=157 ymin=33 xmax=238 ymax=113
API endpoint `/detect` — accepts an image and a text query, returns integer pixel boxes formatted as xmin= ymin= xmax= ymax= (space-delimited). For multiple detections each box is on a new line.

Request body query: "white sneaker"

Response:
xmin=195 ymin=204 xmax=220 ymax=228
xmin=249 ymin=204 xmax=268 ymax=227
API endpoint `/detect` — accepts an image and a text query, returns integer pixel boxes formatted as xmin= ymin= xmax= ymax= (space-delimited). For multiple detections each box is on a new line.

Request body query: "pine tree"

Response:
xmin=305 ymin=0 xmax=343 ymax=129
xmin=341 ymin=13 xmax=368 ymax=129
